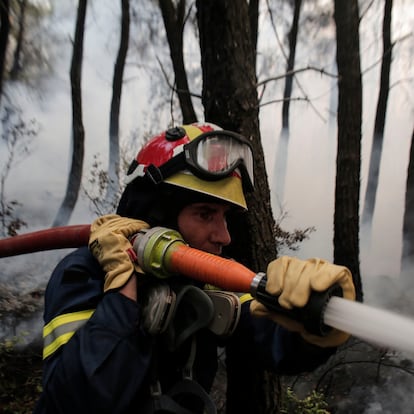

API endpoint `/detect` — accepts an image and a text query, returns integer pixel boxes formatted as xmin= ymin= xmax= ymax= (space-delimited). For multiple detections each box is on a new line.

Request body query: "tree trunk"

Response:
xmin=196 ymin=0 xmax=276 ymax=272
xmin=282 ymin=0 xmax=302 ymax=130
xmin=0 ymin=0 xmax=10 ymax=102
xmin=53 ymin=0 xmax=87 ymax=226
xmin=159 ymin=0 xmax=197 ymax=124
xmin=274 ymin=0 xmax=302 ymax=204
xmin=361 ymin=0 xmax=393 ymax=230
xmin=401 ymin=126 xmax=414 ymax=283
xmin=10 ymin=0 xmax=27 ymax=79
xmin=106 ymin=0 xmax=130 ymax=204
xmin=196 ymin=2 xmax=279 ymax=413
xmin=333 ymin=0 xmax=363 ymax=301
xmin=248 ymin=0 xmax=259 ymax=64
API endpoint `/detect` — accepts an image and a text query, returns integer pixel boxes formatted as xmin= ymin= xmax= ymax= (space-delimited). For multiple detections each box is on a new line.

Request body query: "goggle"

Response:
xmin=139 ymin=130 xmax=254 ymax=191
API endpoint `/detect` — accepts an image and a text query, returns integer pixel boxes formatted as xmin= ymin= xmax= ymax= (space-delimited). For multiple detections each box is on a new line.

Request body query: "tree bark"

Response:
xmin=159 ymin=0 xmax=197 ymax=124
xmin=333 ymin=0 xmax=363 ymax=301
xmin=196 ymin=2 xmax=279 ymax=413
xmin=248 ymin=0 xmax=259 ymax=65
xmin=53 ymin=0 xmax=87 ymax=226
xmin=361 ymin=0 xmax=393 ymax=229
xmin=196 ymin=0 xmax=276 ymax=272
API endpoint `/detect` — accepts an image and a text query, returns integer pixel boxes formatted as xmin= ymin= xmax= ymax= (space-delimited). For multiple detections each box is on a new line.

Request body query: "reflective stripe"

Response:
xmin=43 ymin=309 xmax=95 ymax=359
xmin=203 ymin=285 xmax=253 ymax=304
xmin=239 ymin=293 xmax=253 ymax=304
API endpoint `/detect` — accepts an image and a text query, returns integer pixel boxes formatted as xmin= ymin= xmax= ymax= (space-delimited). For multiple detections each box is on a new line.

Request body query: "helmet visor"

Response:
xmin=185 ymin=131 xmax=254 ymax=190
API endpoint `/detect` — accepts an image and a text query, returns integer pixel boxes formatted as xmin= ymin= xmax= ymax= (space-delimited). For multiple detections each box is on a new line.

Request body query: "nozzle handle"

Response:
xmin=250 ymin=273 xmax=343 ymax=336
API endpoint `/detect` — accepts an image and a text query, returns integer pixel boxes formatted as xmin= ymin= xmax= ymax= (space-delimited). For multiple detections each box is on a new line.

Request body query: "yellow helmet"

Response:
xmin=125 ymin=123 xmax=254 ymax=210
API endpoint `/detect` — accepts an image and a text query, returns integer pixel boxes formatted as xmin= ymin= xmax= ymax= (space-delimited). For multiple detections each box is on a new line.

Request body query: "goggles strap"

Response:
xmin=145 ymin=164 xmax=164 ymax=185
xmin=144 ymin=153 xmax=187 ymax=185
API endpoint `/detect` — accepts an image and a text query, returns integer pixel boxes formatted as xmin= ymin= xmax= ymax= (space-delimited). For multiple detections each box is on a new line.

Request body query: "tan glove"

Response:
xmin=250 ymin=256 xmax=356 ymax=347
xmin=89 ymin=214 xmax=150 ymax=292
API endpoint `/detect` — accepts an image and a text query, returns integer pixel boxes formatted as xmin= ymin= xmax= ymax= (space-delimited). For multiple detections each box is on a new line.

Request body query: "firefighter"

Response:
xmin=33 ymin=123 xmax=355 ymax=413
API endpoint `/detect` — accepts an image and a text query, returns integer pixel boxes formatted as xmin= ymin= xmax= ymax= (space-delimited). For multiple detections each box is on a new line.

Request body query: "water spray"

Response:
xmin=1 ymin=225 xmax=414 ymax=354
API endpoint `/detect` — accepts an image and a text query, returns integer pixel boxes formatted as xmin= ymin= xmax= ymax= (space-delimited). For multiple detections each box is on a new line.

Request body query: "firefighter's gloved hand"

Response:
xmin=250 ymin=256 xmax=356 ymax=347
xmin=89 ymin=214 xmax=150 ymax=292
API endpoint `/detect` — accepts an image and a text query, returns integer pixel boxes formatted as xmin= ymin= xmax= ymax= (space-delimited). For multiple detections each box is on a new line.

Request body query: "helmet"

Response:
xmin=124 ymin=123 xmax=254 ymax=210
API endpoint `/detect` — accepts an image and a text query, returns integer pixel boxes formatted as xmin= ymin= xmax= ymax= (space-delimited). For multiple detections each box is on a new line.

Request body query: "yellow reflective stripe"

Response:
xmin=203 ymin=286 xmax=253 ymax=304
xmin=239 ymin=293 xmax=253 ymax=304
xmin=43 ymin=309 xmax=95 ymax=336
xmin=203 ymin=285 xmax=253 ymax=304
xmin=43 ymin=332 xmax=75 ymax=360
xmin=43 ymin=309 xmax=95 ymax=360
xmin=203 ymin=284 xmax=220 ymax=291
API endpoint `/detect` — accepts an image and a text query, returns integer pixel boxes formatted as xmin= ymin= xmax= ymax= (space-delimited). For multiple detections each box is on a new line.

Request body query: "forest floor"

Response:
xmin=2 ymin=338 xmax=414 ymax=414
xmin=0 ymin=342 xmax=42 ymax=413
xmin=0 ymin=284 xmax=44 ymax=414
xmin=1 ymin=283 xmax=414 ymax=414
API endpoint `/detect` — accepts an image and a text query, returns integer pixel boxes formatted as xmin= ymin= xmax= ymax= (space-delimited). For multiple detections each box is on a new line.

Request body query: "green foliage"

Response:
xmin=274 ymin=207 xmax=316 ymax=253
xmin=281 ymin=387 xmax=330 ymax=414
xmin=0 ymin=199 xmax=27 ymax=237
xmin=0 ymin=337 xmax=42 ymax=414
xmin=83 ymin=153 xmax=115 ymax=216
xmin=275 ymin=222 xmax=316 ymax=253
xmin=83 ymin=152 xmax=127 ymax=216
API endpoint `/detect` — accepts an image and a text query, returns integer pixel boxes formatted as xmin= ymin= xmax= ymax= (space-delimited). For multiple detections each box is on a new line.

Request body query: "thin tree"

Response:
xmin=282 ymin=0 xmax=302 ymax=131
xmin=106 ymin=0 xmax=130 ymax=204
xmin=0 ymin=0 xmax=10 ymax=102
xmin=248 ymin=0 xmax=259 ymax=64
xmin=196 ymin=0 xmax=276 ymax=271
xmin=10 ymin=0 xmax=27 ymax=79
xmin=196 ymin=2 xmax=279 ymax=413
xmin=361 ymin=0 xmax=393 ymax=230
xmin=333 ymin=0 xmax=363 ymax=301
xmin=53 ymin=0 xmax=87 ymax=226
xmin=401 ymin=126 xmax=414 ymax=283
xmin=159 ymin=0 xmax=197 ymax=124
xmin=273 ymin=0 xmax=302 ymax=204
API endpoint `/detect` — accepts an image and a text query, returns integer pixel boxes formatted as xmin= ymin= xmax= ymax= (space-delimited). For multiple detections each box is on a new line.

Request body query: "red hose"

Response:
xmin=0 ymin=225 xmax=91 ymax=258
xmin=0 ymin=224 xmax=255 ymax=293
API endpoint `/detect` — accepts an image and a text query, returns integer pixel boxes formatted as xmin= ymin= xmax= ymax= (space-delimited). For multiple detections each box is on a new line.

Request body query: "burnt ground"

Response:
xmin=2 ymin=338 xmax=413 ymax=414
xmin=285 ymin=339 xmax=414 ymax=414
xmin=1 ymin=280 xmax=414 ymax=414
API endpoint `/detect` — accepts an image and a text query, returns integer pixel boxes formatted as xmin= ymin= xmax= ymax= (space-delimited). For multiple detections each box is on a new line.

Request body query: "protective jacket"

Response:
xmin=33 ymin=247 xmax=335 ymax=414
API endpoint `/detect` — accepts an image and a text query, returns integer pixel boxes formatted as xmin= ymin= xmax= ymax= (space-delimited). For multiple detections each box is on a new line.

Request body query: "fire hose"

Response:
xmin=0 ymin=225 xmax=91 ymax=257
xmin=0 ymin=224 xmax=337 ymax=336
xmin=2 ymin=225 xmax=414 ymax=354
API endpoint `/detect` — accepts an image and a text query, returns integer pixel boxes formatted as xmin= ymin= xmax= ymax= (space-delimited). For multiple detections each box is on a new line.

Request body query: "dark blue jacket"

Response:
xmin=33 ymin=247 xmax=335 ymax=414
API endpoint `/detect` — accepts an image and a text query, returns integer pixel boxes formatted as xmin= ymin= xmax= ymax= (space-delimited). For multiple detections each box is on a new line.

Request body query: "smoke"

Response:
xmin=335 ymin=356 xmax=414 ymax=414
xmin=339 ymin=259 xmax=414 ymax=413
xmin=286 ymin=335 xmax=414 ymax=413
xmin=0 ymin=249 xmax=72 ymax=345
xmin=281 ymin=228 xmax=414 ymax=413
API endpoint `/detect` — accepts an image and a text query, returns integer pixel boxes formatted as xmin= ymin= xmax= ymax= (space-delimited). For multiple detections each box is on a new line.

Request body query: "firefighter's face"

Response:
xmin=177 ymin=202 xmax=231 ymax=255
